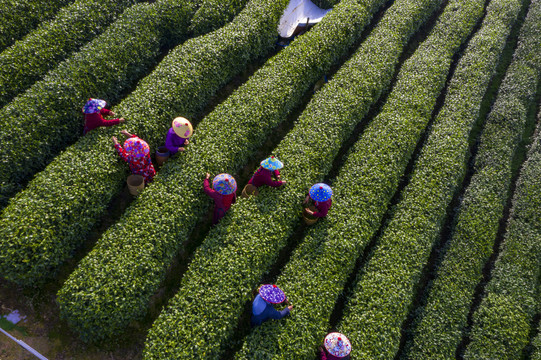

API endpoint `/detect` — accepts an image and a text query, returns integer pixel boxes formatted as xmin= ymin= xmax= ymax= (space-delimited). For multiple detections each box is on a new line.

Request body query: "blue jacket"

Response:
xmin=251 ymin=294 xmax=290 ymax=326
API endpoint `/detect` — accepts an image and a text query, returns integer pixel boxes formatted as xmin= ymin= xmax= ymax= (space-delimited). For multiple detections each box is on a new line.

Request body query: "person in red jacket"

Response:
xmin=112 ymin=130 xmax=155 ymax=184
xmin=83 ymin=98 xmax=124 ymax=134
xmin=319 ymin=332 xmax=352 ymax=360
xmin=303 ymin=183 xmax=332 ymax=218
xmin=248 ymin=156 xmax=287 ymax=189
xmin=204 ymin=172 xmax=237 ymax=224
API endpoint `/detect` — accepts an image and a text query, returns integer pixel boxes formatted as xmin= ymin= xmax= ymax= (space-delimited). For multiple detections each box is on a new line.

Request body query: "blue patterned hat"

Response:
xmin=82 ymin=98 xmax=106 ymax=114
xmin=259 ymin=284 xmax=286 ymax=304
xmin=309 ymin=183 xmax=332 ymax=202
xmin=260 ymin=156 xmax=284 ymax=170
xmin=212 ymin=173 xmax=237 ymax=195
xmin=324 ymin=332 xmax=351 ymax=358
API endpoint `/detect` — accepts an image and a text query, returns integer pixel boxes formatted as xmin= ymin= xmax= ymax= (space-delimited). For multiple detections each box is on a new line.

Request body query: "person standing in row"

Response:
xmin=165 ymin=116 xmax=193 ymax=155
xmin=248 ymin=156 xmax=286 ymax=189
xmin=319 ymin=332 xmax=352 ymax=360
xmin=204 ymin=172 xmax=237 ymax=224
xmin=251 ymin=284 xmax=293 ymax=327
xmin=303 ymin=183 xmax=332 ymax=218
xmin=83 ymin=98 xmax=124 ymax=135
xmin=112 ymin=130 xmax=156 ymax=184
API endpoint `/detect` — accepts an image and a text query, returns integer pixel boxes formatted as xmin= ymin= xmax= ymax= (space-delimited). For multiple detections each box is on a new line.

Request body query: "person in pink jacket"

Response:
xmin=112 ymin=130 xmax=155 ymax=184
xmin=204 ymin=172 xmax=237 ymax=224
xmin=248 ymin=156 xmax=286 ymax=189
xmin=303 ymin=183 xmax=332 ymax=218
xmin=319 ymin=332 xmax=352 ymax=360
xmin=83 ymin=98 xmax=124 ymax=134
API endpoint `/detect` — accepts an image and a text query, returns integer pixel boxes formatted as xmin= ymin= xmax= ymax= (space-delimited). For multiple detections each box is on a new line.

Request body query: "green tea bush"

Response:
xmin=0 ymin=0 xmax=73 ymax=51
xmin=57 ymin=0 xmax=388 ymax=346
xmin=531 ymin=317 xmax=541 ymax=360
xmin=408 ymin=0 xmax=541 ymax=357
xmin=0 ymin=0 xmax=202 ymax=206
xmin=464 ymin=105 xmax=541 ymax=358
xmin=189 ymin=0 xmax=249 ymax=36
xmin=335 ymin=0 xmax=526 ymax=357
xmin=234 ymin=0 xmax=493 ymax=358
xmin=0 ymin=0 xmax=142 ymax=108
xmin=0 ymin=0 xmax=275 ymax=287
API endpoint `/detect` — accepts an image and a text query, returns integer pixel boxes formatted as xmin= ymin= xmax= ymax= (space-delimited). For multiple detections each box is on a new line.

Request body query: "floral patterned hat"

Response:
xmin=212 ymin=173 xmax=237 ymax=195
xmin=260 ymin=156 xmax=284 ymax=171
xmin=259 ymin=284 xmax=286 ymax=304
xmin=82 ymin=98 xmax=106 ymax=114
xmin=324 ymin=332 xmax=352 ymax=358
xmin=123 ymin=137 xmax=150 ymax=158
xmin=309 ymin=183 xmax=332 ymax=202
xmin=172 ymin=117 xmax=193 ymax=139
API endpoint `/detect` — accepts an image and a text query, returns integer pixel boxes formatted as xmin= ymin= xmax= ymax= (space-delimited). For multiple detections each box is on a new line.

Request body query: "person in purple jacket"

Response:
xmin=248 ymin=156 xmax=287 ymax=189
xmin=251 ymin=284 xmax=293 ymax=327
xmin=319 ymin=332 xmax=352 ymax=360
xmin=165 ymin=116 xmax=193 ymax=155
xmin=303 ymin=183 xmax=332 ymax=218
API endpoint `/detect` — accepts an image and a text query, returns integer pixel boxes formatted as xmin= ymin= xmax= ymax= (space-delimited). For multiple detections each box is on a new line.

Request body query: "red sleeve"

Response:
xmin=114 ymin=143 xmax=129 ymax=162
xmin=319 ymin=348 xmax=328 ymax=360
xmin=100 ymin=108 xmax=112 ymax=116
xmin=98 ymin=108 xmax=120 ymax=127
xmin=264 ymin=169 xmax=283 ymax=188
xmin=312 ymin=199 xmax=331 ymax=218
xmin=204 ymin=179 xmax=220 ymax=201
xmin=273 ymin=170 xmax=281 ymax=178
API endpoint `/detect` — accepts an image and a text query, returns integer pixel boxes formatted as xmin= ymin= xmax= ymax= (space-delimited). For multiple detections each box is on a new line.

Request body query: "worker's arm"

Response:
xmin=203 ymin=178 xmax=221 ymax=201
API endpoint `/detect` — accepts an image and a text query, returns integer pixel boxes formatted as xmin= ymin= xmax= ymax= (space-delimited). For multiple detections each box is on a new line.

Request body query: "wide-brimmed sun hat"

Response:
xmin=123 ymin=137 xmax=150 ymax=158
xmin=309 ymin=183 xmax=332 ymax=202
xmin=324 ymin=332 xmax=352 ymax=358
xmin=212 ymin=173 xmax=237 ymax=195
xmin=82 ymin=98 xmax=106 ymax=114
xmin=260 ymin=156 xmax=284 ymax=171
xmin=259 ymin=284 xmax=286 ymax=304
xmin=172 ymin=117 xmax=193 ymax=138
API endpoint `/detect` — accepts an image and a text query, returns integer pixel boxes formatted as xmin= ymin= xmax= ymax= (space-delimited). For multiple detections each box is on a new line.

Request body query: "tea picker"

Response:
xmin=319 ymin=332 xmax=352 ymax=360
xmin=165 ymin=116 xmax=193 ymax=155
xmin=204 ymin=172 xmax=237 ymax=224
xmin=243 ymin=156 xmax=286 ymax=197
xmin=303 ymin=183 xmax=332 ymax=222
xmin=82 ymin=98 xmax=124 ymax=134
xmin=112 ymin=130 xmax=156 ymax=184
xmin=251 ymin=284 xmax=293 ymax=327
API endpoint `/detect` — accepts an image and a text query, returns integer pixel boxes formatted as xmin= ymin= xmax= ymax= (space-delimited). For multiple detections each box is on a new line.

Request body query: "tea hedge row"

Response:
xmin=57 ymin=0 xmax=387 ymax=346
xmin=0 ymin=0 xmax=202 ymax=206
xmin=336 ymin=0 xmax=525 ymax=357
xmin=147 ymin=0 xmax=447 ymax=356
xmin=0 ymin=0 xmax=73 ymax=51
xmin=189 ymin=0 xmax=249 ymax=36
xmin=0 ymin=0 xmax=278 ymax=287
xmin=408 ymin=0 xmax=541 ymax=357
xmin=234 ymin=0 xmax=490 ymax=357
xmin=0 ymin=0 xmax=142 ymax=108
xmin=532 ymin=317 xmax=541 ymax=360
xmin=464 ymin=105 xmax=541 ymax=358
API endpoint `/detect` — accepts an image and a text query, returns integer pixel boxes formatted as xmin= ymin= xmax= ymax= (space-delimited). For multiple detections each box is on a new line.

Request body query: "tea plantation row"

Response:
xmin=0 ymin=0 xmax=73 ymax=51
xmin=463 ymin=93 xmax=541 ymax=358
xmin=407 ymin=0 xmax=541 ymax=356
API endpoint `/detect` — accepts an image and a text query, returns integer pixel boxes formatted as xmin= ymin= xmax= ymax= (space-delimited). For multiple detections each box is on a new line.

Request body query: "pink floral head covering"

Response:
xmin=123 ymin=137 xmax=150 ymax=158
